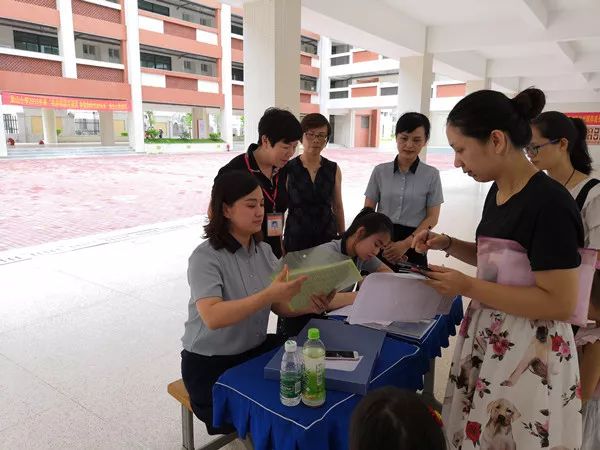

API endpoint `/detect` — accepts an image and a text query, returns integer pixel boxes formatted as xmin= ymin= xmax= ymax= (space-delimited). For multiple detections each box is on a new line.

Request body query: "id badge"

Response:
xmin=266 ymin=213 xmax=284 ymax=237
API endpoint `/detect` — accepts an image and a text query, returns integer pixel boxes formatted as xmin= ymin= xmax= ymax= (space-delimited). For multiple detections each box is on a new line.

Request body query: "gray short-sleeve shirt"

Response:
xmin=316 ymin=239 xmax=383 ymax=291
xmin=181 ymin=238 xmax=278 ymax=356
xmin=365 ymin=157 xmax=443 ymax=227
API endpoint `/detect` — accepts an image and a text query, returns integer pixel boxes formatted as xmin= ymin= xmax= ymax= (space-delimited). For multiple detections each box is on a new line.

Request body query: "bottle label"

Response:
xmin=280 ymin=372 xmax=301 ymax=399
xmin=302 ymin=358 xmax=325 ymax=400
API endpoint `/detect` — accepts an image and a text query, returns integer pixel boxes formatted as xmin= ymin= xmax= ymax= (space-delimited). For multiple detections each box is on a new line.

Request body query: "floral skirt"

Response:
xmin=442 ymin=305 xmax=582 ymax=449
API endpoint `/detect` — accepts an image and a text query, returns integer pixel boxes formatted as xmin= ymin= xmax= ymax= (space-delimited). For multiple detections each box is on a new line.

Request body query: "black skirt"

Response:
xmin=181 ymin=334 xmax=285 ymax=435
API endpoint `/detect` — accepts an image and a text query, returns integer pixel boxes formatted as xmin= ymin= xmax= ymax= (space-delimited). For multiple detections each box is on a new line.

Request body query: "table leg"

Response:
xmin=421 ymin=358 xmax=442 ymax=412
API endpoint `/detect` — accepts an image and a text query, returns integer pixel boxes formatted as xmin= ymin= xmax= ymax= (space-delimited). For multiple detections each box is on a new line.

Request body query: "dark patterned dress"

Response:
xmin=283 ymin=156 xmax=339 ymax=253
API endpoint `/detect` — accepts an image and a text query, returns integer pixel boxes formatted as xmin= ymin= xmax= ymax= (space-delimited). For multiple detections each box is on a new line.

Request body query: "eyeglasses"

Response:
xmin=305 ymin=131 xmax=328 ymax=141
xmin=524 ymin=139 xmax=560 ymax=157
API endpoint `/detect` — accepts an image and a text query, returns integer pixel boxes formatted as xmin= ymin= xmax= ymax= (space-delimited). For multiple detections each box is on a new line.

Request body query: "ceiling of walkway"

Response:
xmin=229 ymin=0 xmax=600 ymax=104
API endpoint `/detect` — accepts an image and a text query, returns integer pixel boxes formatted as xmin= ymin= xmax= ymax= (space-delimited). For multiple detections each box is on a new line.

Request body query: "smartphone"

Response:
xmin=396 ymin=262 xmax=432 ymax=278
xmin=325 ymin=350 xmax=359 ymax=360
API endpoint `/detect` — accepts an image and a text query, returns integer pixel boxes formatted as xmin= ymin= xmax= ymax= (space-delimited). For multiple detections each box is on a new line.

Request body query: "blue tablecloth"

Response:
xmin=212 ymin=297 xmax=464 ymax=450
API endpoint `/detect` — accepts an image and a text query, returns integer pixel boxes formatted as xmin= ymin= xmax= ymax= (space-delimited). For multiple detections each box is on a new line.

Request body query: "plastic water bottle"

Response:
xmin=302 ymin=328 xmax=326 ymax=407
xmin=280 ymin=340 xmax=302 ymax=406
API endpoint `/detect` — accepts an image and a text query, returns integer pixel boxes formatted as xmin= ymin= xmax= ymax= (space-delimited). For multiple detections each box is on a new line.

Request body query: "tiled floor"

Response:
xmin=0 ymin=147 xmax=455 ymax=251
xmin=0 ymin=162 xmax=484 ymax=449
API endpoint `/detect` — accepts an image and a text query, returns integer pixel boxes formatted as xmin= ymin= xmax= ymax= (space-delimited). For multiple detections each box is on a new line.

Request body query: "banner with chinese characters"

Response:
xmin=1 ymin=92 xmax=130 ymax=112
xmin=565 ymin=112 xmax=600 ymax=146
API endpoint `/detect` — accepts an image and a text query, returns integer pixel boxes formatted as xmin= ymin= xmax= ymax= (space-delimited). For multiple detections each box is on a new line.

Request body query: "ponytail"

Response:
xmin=531 ymin=112 xmax=593 ymax=175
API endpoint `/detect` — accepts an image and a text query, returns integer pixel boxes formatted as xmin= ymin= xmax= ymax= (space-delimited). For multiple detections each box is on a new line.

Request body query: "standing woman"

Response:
xmin=413 ymin=89 xmax=584 ymax=449
xmin=284 ymin=113 xmax=345 ymax=253
xmin=181 ymin=170 xmax=323 ymax=435
xmin=216 ymin=108 xmax=302 ymax=258
xmin=365 ymin=112 xmax=443 ymax=267
xmin=528 ymin=112 xmax=600 ymax=250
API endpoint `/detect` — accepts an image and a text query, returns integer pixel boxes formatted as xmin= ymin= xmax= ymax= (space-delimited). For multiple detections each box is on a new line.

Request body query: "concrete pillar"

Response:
xmin=42 ymin=109 xmax=58 ymax=144
xmin=349 ymin=110 xmax=356 ymax=148
xmin=220 ymin=4 xmax=233 ymax=147
xmin=99 ymin=111 xmax=115 ymax=146
xmin=0 ymin=97 xmax=7 ymax=157
xmin=397 ymin=54 xmax=434 ymax=158
xmin=124 ymin=0 xmax=145 ymax=153
xmin=243 ymin=0 xmax=301 ymax=149
xmin=56 ymin=0 xmax=77 ymax=78
xmin=466 ymin=79 xmax=491 ymax=94
xmin=192 ymin=107 xmax=202 ymax=139
xmin=318 ymin=36 xmax=331 ymax=118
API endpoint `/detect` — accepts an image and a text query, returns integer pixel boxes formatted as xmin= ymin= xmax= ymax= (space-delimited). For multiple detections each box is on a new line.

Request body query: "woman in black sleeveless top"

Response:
xmin=283 ymin=113 xmax=345 ymax=253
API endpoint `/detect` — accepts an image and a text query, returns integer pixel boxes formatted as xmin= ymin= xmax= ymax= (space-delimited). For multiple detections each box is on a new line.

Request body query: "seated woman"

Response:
xmin=180 ymin=170 xmax=331 ymax=435
xmin=280 ymin=207 xmax=394 ymax=337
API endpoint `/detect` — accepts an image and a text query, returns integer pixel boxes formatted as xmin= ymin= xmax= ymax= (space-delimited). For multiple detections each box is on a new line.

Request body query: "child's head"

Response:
xmin=344 ymin=208 xmax=392 ymax=261
xmin=350 ymin=388 xmax=446 ymax=450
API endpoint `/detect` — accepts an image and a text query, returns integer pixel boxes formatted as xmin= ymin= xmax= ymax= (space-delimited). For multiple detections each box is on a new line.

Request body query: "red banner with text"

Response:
xmin=565 ymin=112 xmax=600 ymax=145
xmin=1 ymin=92 xmax=130 ymax=112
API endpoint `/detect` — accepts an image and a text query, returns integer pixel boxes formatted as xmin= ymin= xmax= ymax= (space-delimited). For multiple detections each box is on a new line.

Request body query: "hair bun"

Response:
xmin=511 ymin=88 xmax=545 ymax=120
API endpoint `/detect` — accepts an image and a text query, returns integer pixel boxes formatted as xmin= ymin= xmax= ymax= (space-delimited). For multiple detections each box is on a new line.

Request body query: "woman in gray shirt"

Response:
xmin=181 ymin=171 xmax=332 ymax=434
xmin=365 ymin=113 xmax=444 ymax=267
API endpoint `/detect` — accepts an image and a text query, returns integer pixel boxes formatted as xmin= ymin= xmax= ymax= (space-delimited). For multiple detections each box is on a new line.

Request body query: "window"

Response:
xmin=198 ymin=9 xmax=216 ymax=28
xmin=140 ymin=52 xmax=172 ymax=70
xmin=3 ymin=114 xmax=18 ymax=134
xmin=198 ymin=58 xmax=217 ymax=76
xmin=330 ymin=79 xmax=349 ymax=89
xmin=361 ymin=116 xmax=370 ymax=129
xmin=330 ymin=55 xmax=350 ymax=66
xmin=74 ymin=118 xmax=100 ymax=135
xmin=301 ymin=36 xmax=318 ymax=55
xmin=182 ymin=12 xmax=195 ymax=23
xmin=13 ymin=31 xmax=59 ymax=55
xmin=138 ymin=0 xmax=169 ymax=16
xmin=332 ymin=43 xmax=351 ymax=54
xmin=300 ymin=75 xmax=317 ymax=92
xmin=82 ymin=44 xmax=98 ymax=59
xmin=231 ymin=15 xmax=243 ymax=35
xmin=183 ymin=60 xmax=194 ymax=73
xmin=232 ymin=62 xmax=244 ymax=81
xmin=108 ymin=48 xmax=120 ymax=63
xmin=329 ymin=91 xmax=348 ymax=99
xmin=380 ymin=86 xmax=398 ymax=96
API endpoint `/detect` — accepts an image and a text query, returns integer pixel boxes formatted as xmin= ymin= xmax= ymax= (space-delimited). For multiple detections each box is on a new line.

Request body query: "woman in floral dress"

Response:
xmin=414 ymin=88 xmax=584 ymax=449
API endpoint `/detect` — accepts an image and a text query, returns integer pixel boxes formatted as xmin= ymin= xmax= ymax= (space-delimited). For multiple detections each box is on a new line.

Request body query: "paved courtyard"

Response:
xmin=0 ymin=147 xmax=455 ymax=251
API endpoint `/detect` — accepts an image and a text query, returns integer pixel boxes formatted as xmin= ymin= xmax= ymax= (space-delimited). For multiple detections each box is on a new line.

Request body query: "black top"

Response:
xmin=476 ymin=171 xmax=584 ymax=271
xmin=216 ymin=144 xmax=288 ymax=258
xmin=283 ymin=156 xmax=339 ymax=253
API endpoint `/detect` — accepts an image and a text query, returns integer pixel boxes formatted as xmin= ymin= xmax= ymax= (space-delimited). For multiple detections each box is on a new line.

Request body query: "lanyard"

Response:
xmin=244 ymin=154 xmax=279 ymax=209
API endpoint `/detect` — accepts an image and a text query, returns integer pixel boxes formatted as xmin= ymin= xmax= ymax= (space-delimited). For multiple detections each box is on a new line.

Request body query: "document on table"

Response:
xmin=361 ymin=319 xmax=436 ymax=340
xmin=347 ymin=272 xmax=454 ymax=324
xmin=283 ymin=259 xmax=362 ymax=311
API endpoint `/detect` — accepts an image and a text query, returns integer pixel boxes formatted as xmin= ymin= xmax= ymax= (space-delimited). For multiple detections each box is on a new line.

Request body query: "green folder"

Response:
xmin=279 ymin=259 xmax=362 ymax=311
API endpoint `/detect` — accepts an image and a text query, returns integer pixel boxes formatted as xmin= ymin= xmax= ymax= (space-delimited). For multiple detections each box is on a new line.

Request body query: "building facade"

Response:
xmin=0 ymin=0 xmax=464 ymax=156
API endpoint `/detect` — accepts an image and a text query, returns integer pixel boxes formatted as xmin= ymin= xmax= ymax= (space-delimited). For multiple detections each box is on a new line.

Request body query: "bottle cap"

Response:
xmin=308 ymin=328 xmax=320 ymax=340
xmin=284 ymin=340 xmax=297 ymax=352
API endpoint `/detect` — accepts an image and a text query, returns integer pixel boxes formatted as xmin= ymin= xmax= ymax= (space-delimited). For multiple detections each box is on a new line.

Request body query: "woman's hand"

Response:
xmin=412 ymin=230 xmax=450 ymax=254
xmin=266 ymin=265 xmax=307 ymax=304
xmin=309 ymin=290 xmax=336 ymax=314
xmin=382 ymin=240 xmax=411 ymax=263
xmin=423 ymin=264 xmax=473 ymax=297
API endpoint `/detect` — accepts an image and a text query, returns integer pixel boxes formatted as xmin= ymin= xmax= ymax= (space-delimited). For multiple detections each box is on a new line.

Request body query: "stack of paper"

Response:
xmin=339 ymin=272 xmax=453 ymax=324
xmin=360 ymin=320 xmax=436 ymax=341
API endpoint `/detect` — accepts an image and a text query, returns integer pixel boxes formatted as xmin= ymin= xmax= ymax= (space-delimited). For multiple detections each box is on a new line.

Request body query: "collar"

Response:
xmin=223 ymin=233 xmax=257 ymax=254
xmin=393 ymin=155 xmax=420 ymax=174
xmin=247 ymin=143 xmax=279 ymax=177
xmin=340 ymin=237 xmax=358 ymax=264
